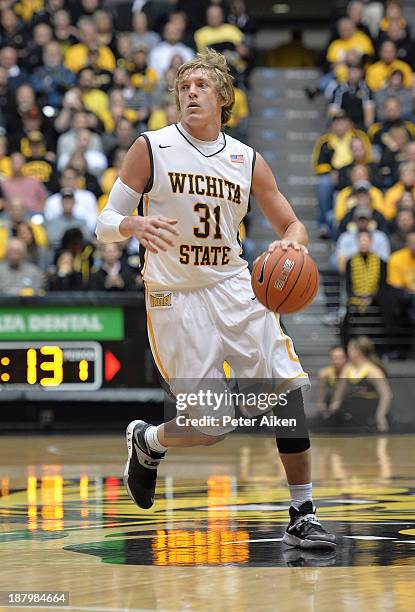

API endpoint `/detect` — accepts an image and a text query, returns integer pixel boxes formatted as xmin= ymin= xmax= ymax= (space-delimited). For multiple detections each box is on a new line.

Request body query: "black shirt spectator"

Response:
xmin=330 ymin=63 xmax=374 ymax=129
xmin=89 ymin=243 xmax=137 ymax=291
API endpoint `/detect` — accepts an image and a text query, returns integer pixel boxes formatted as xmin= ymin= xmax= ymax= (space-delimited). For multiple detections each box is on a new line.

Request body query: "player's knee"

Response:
xmin=274 ymin=388 xmax=310 ymax=453
xmin=276 ymin=436 xmax=311 ymax=454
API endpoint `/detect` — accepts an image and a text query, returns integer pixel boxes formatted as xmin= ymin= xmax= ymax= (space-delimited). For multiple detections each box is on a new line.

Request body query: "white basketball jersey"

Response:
xmin=140 ymin=124 xmax=255 ymax=290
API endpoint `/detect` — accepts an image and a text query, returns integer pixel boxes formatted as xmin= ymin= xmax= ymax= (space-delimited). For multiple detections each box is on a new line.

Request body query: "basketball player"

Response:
xmin=96 ymin=50 xmax=336 ymax=549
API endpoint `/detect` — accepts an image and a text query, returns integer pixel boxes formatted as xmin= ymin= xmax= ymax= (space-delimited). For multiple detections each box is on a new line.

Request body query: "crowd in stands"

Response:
xmin=0 ymin=0 xmax=254 ymax=295
xmin=310 ymin=0 xmax=415 ymax=357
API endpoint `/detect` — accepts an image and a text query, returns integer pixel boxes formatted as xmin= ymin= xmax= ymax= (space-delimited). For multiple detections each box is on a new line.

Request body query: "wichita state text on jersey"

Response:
xmin=141 ymin=124 xmax=255 ymax=290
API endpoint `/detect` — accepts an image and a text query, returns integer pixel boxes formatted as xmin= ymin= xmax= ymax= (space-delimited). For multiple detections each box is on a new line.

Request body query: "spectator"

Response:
xmin=379 ymin=20 xmax=414 ymax=68
xmin=224 ymin=80 xmax=249 ymax=141
xmin=194 ymin=5 xmax=244 ymax=54
xmin=30 ymin=41 xmax=76 ymax=109
xmin=0 ymin=197 xmax=48 ymax=260
xmin=22 ymin=131 xmax=60 ymax=193
xmin=2 ymin=153 xmax=47 ymax=214
xmin=89 ymin=243 xmax=137 ymax=291
xmin=65 ymin=151 xmax=102 ymax=199
xmin=0 ymin=238 xmax=44 ymax=295
xmin=366 ymin=41 xmax=413 ymax=92
xmin=329 ymin=62 xmax=375 ymax=129
xmin=388 ymin=231 xmax=415 ymax=295
xmin=328 ymin=336 xmax=392 ymax=432
xmin=337 ymin=136 xmax=372 ymax=190
xmin=58 ymin=129 xmax=108 ymax=177
xmin=15 ymin=220 xmax=49 ymax=270
xmin=389 ymin=209 xmax=415 ymax=252
xmin=0 ymin=46 xmax=26 ymax=90
xmin=0 ymin=134 xmax=12 ymax=179
xmin=374 ymin=70 xmax=414 ymax=122
xmin=343 ymin=232 xmax=387 ymax=349
xmin=149 ymin=21 xmax=194 ymax=79
xmin=0 ymin=9 xmax=27 ymax=52
xmin=385 ymin=231 xmax=415 ymax=350
xmin=102 ymin=117 xmax=137 ymax=159
xmin=52 ymin=9 xmax=78 ymax=56
xmin=45 ymin=187 xmax=92 ymax=249
xmin=130 ymin=46 xmax=159 ymax=93
xmin=373 ymin=125 xmax=411 ymax=190
xmin=312 ymin=112 xmax=370 ymax=237
xmin=56 ymin=110 xmax=103 ymax=161
xmin=326 ymin=17 xmax=374 ymax=66
xmin=336 ymin=178 xmax=388 ymax=236
xmin=24 ymin=22 xmax=54 ymax=72
xmin=0 ymin=66 xmax=14 ymax=130
xmin=98 ymin=148 xmax=124 ymax=193
xmin=8 ymin=83 xmax=56 ymax=155
xmin=94 ymin=10 xmax=117 ymax=56
xmin=383 ymin=163 xmax=415 ymax=220
xmin=130 ymin=11 xmax=161 ymax=52
xmin=335 ymin=204 xmax=390 ymax=273
xmin=369 ymin=97 xmax=415 ymax=150
xmin=228 ymin=0 xmax=256 ymax=39
xmin=379 ymin=1 xmax=409 ymax=37
xmin=48 ymin=250 xmax=84 ymax=291
xmin=85 ymin=46 xmax=113 ymax=93
xmin=56 ymin=227 xmax=95 ymax=287
xmin=77 ymin=67 xmax=113 ymax=133
xmin=335 ymin=165 xmax=385 ymax=223
xmin=345 ymin=1 xmax=372 ymax=38
xmin=64 ymin=16 xmax=116 ymax=73
xmin=44 ymin=167 xmax=98 ymax=234
xmin=317 ymin=345 xmax=347 ymax=418
xmin=148 ymin=99 xmax=179 ymax=131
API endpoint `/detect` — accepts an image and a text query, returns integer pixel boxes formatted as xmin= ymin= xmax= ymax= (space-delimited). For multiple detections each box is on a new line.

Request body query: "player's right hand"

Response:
xmin=130 ymin=215 xmax=179 ymax=254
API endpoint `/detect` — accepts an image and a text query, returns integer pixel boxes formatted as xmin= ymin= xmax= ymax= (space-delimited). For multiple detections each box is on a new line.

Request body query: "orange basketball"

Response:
xmin=251 ymin=246 xmax=319 ymax=313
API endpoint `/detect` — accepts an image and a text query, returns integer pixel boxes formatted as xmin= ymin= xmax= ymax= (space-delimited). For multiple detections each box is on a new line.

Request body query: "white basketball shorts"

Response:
xmin=145 ymin=268 xmax=309 ymax=434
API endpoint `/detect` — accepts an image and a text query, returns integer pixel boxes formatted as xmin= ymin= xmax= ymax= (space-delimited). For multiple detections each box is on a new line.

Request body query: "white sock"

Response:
xmin=289 ymin=483 xmax=313 ymax=510
xmin=144 ymin=425 xmax=167 ymax=453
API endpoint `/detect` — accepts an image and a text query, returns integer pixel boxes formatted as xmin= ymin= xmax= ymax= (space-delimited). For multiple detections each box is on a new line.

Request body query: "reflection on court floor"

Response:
xmin=0 ymin=435 xmax=414 ymax=611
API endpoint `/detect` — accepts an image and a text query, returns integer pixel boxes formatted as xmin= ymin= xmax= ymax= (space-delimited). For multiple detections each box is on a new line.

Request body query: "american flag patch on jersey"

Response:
xmin=230 ymin=154 xmax=244 ymax=163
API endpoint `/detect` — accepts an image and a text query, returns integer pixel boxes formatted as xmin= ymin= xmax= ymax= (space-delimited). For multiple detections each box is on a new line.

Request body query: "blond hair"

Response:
xmin=173 ymin=49 xmax=235 ymax=126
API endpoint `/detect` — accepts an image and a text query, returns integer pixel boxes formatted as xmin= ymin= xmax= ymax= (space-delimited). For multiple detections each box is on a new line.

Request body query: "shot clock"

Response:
xmin=0 ymin=342 xmax=102 ymax=390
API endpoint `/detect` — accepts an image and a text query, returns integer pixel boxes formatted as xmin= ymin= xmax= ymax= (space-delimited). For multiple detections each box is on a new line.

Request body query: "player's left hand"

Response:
xmin=267 ymin=240 xmax=309 ymax=255
xmin=253 ymin=240 xmax=308 ymax=268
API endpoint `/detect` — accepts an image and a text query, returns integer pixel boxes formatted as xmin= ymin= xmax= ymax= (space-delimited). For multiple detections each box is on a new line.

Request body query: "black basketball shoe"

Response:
xmin=123 ymin=420 xmax=165 ymax=509
xmin=282 ymin=501 xmax=336 ymax=549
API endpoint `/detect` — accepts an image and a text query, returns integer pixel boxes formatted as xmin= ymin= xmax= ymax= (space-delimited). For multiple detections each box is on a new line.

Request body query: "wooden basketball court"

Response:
xmin=0 ymin=434 xmax=414 ymax=611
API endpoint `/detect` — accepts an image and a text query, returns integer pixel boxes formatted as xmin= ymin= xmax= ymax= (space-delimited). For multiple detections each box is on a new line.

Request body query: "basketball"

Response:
xmin=251 ymin=246 xmax=319 ymax=313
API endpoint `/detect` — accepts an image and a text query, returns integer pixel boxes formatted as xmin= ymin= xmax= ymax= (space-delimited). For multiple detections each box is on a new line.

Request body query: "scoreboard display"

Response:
xmin=0 ymin=342 xmax=102 ymax=390
xmin=0 ymin=296 xmax=160 ymax=400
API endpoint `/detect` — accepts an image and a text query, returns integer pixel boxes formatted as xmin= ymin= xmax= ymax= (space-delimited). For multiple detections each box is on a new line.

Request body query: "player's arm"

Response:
xmin=96 ymin=136 xmax=178 ymax=253
xmin=251 ymin=153 xmax=308 ymax=254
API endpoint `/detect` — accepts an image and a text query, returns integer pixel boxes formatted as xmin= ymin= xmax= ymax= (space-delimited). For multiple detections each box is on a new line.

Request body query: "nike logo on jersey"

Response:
xmin=159 ymin=144 xmax=173 ymax=148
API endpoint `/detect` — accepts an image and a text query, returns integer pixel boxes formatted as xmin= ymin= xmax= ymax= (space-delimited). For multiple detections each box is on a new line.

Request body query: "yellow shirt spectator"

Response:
xmin=64 ymin=44 xmax=116 ymax=73
xmin=226 ymin=87 xmax=249 ymax=129
xmin=0 ymin=222 xmax=48 ymax=260
xmin=335 ymin=185 xmax=385 ymax=222
xmin=131 ymin=67 xmax=159 ymax=93
xmin=326 ymin=31 xmax=374 ymax=64
xmin=81 ymin=89 xmax=113 ymax=133
xmin=194 ymin=23 xmax=243 ymax=53
xmin=387 ymin=247 xmax=415 ymax=290
xmin=366 ymin=59 xmax=413 ymax=91
xmin=0 ymin=156 xmax=12 ymax=179
xmin=383 ymin=182 xmax=415 ymax=220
